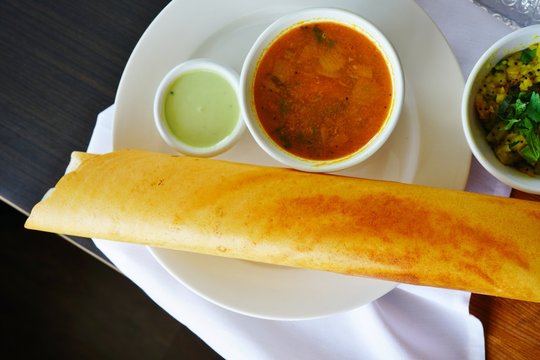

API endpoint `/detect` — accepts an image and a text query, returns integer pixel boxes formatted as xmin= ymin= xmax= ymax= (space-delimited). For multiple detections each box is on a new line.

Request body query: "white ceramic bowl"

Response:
xmin=239 ymin=8 xmax=404 ymax=172
xmin=153 ymin=58 xmax=245 ymax=157
xmin=462 ymin=25 xmax=540 ymax=194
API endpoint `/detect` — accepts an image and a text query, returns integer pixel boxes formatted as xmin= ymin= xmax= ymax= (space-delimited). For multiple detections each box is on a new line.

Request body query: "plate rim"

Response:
xmin=112 ymin=0 xmax=470 ymax=320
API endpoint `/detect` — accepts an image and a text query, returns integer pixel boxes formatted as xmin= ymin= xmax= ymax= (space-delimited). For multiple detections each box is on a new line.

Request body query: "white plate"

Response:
xmin=113 ymin=0 xmax=470 ymax=320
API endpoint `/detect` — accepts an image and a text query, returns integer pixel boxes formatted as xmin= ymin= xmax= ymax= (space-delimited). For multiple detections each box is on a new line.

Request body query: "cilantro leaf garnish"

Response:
xmin=513 ymin=98 xmax=527 ymax=116
xmin=499 ymin=91 xmax=540 ymax=130
xmin=521 ymin=131 xmax=540 ymax=164
xmin=520 ymin=47 xmax=537 ymax=64
xmin=526 ymin=91 xmax=540 ymax=122
xmin=519 ymin=117 xmax=534 ymax=133
xmin=497 ymin=91 xmax=540 ymax=164
xmin=504 ymin=118 xmax=521 ymax=130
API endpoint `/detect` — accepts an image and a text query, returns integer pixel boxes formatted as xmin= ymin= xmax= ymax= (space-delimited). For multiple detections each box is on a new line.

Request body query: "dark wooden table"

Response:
xmin=1 ymin=0 xmax=168 ymax=264
xmin=1 ymin=1 xmax=539 ymax=358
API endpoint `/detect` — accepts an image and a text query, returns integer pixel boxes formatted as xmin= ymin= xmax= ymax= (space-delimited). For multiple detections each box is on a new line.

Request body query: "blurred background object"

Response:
xmin=473 ymin=0 xmax=540 ymax=28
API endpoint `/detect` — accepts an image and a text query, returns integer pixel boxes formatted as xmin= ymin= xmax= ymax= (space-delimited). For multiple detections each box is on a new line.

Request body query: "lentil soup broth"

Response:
xmin=253 ymin=21 xmax=393 ymax=160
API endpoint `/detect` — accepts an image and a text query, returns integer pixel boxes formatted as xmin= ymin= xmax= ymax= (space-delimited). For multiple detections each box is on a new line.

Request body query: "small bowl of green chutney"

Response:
xmin=153 ymin=58 xmax=245 ymax=157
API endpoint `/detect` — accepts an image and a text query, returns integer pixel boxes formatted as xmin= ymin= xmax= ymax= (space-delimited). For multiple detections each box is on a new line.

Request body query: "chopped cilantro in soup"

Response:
xmin=475 ymin=43 xmax=540 ymax=176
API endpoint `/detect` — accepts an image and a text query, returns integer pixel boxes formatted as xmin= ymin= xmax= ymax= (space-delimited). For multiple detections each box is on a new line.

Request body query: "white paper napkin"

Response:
xmin=86 ymin=1 xmax=515 ymax=358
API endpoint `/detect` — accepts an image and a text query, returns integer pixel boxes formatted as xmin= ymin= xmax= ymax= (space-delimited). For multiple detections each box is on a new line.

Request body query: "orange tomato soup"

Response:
xmin=253 ymin=21 xmax=393 ymax=160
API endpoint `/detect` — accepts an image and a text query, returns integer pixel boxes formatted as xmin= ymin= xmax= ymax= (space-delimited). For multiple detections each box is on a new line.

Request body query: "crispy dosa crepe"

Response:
xmin=25 ymin=149 xmax=540 ymax=302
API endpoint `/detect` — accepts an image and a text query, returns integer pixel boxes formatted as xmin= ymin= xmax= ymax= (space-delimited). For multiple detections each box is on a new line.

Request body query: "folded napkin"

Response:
xmin=86 ymin=1 xmax=513 ymax=358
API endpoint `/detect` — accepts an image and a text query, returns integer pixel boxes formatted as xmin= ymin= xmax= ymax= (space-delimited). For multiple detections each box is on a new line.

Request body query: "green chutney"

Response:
xmin=164 ymin=69 xmax=239 ymax=148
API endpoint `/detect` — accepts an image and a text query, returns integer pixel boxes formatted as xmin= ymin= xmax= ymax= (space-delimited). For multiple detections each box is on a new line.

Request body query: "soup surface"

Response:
xmin=253 ymin=21 xmax=393 ymax=160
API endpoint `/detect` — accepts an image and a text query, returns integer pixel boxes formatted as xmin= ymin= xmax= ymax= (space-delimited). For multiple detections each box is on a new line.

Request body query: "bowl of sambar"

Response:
xmin=240 ymin=8 xmax=404 ymax=172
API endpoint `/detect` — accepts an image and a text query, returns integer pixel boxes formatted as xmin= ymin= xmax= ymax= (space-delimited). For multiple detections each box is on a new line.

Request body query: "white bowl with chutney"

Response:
xmin=154 ymin=58 xmax=245 ymax=157
xmin=240 ymin=8 xmax=404 ymax=172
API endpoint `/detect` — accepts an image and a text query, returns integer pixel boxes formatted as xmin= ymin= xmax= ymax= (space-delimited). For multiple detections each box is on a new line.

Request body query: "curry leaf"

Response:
xmin=312 ymin=25 xmax=335 ymax=47
xmin=313 ymin=26 xmax=325 ymax=43
xmin=498 ymin=95 xmax=513 ymax=117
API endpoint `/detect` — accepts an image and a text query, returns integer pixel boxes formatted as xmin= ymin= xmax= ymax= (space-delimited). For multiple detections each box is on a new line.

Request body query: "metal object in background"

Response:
xmin=473 ymin=0 xmax=540 ymax=28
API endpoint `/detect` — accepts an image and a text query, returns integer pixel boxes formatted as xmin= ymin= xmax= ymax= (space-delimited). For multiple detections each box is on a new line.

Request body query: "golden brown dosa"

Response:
xmin=25 ymin=149 xmax=540 ymax=302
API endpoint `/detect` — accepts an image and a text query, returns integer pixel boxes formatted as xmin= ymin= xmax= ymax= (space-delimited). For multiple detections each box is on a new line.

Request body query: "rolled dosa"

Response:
xmin=25 ymin=149 xmax=540 ymax=302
